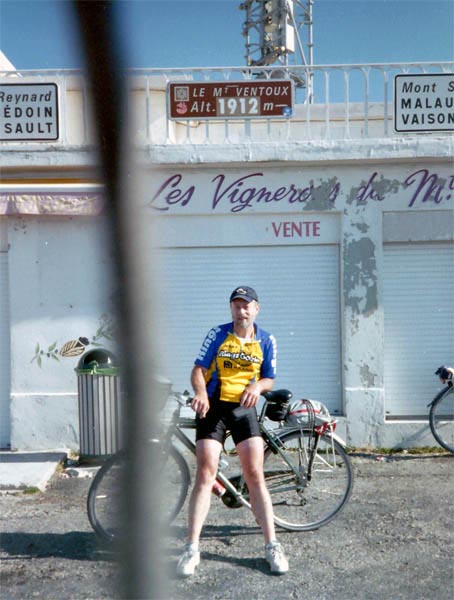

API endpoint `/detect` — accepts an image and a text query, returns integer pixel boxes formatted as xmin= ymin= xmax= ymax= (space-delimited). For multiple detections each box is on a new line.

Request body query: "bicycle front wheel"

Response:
xmin=87 ymin=451 xmax=127 ymax=543
xmin=264 ymin=429 xmax=353 ymax=531
xmin=429 ymin=385 xmax=454 ymax=453
xmin=87 ymin=444 xmax=191 ymax=543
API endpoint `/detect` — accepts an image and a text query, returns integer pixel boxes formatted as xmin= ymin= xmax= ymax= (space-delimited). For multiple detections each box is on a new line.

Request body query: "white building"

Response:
xmin=1 ymin=62 xmax=453 ymax=451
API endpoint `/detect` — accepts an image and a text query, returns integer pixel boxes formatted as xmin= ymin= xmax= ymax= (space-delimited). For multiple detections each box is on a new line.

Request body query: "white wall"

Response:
xmin=8 ymin=215 xmax=117 ymax=450
xmin=1 ymin=74 xmax=453 ymax=450
xmin=144 ymin=161 xmax=453 ymax=448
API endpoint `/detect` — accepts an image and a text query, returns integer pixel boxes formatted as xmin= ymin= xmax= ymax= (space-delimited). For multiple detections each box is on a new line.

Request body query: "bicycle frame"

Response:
xmin=162 ymin=392 xmax=344 ymax=509
xmin=162 ymin=399 xmax=254 ymax=508
xmin=87 ymin=391 xmax=353 ymax=542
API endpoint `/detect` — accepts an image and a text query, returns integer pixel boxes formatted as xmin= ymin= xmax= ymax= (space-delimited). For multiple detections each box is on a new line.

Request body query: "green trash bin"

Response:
xmin=75 ymin=349 xmax=122 ymax=459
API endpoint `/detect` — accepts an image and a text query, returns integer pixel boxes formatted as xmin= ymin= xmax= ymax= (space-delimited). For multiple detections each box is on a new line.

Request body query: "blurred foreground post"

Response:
xmin=74 ymin=2 xmax=167 ymax=598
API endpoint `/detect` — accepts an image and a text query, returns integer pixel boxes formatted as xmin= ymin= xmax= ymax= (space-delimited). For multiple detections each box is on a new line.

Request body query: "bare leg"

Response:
xmin=187 ymin=438 xmax=223 ymax=545
xmin=236 ymin=436 xmax=276 ymax=544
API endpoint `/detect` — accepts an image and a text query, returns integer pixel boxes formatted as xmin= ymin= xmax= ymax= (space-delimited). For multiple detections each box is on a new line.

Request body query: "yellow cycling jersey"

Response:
xmin=194 ymin=322 xmax=277 ymax=403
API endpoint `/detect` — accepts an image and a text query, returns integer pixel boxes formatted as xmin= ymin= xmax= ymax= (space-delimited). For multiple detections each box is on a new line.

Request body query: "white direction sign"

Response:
xmin=394 ymin=73 xmax=454 ymax=133
xmin=0 ymin=82 xmax=59 ymax=141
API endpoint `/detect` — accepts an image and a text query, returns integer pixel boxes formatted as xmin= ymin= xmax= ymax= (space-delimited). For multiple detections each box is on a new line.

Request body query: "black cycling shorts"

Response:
xmin=195 ymin=399 xmax=261 ymax=445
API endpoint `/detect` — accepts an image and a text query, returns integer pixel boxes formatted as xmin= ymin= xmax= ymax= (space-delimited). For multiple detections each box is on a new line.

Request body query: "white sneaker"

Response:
xmin=176 ymin=544 xmax=200 ymax=577
xmin=265 ymin=541 xmax=289 ymax=574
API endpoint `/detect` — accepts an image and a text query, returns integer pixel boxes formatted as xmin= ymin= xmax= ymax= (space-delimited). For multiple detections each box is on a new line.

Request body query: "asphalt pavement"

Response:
xmin=0 ymin=450 xmax=453 ymax=600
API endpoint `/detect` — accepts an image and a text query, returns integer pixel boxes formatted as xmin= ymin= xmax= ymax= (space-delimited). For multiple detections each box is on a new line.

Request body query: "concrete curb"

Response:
xmin=0 ymin=451 xmax=68 ymax=492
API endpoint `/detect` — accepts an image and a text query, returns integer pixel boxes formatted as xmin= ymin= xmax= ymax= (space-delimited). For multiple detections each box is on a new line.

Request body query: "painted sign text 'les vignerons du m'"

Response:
xmin=148 ymin=169 xmax=454 ymax=214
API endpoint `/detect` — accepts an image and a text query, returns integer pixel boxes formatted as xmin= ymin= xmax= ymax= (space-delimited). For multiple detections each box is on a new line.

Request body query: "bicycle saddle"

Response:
xmin=263 ymin=389 xmax=293 ymax=405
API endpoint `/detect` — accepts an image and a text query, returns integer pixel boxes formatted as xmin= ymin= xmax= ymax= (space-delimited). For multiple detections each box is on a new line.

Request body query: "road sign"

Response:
xmin=394 ymin=73 xmax=454 ymax=133
xmin=167 ymin=80 xmax=294 ymax=120
xmin=0 ymin=82 xmax=59 ymax=141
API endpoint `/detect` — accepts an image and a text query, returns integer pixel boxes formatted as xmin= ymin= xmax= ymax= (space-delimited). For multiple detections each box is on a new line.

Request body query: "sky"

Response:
xmin=0 ymin=0 xmax=453 ymax=72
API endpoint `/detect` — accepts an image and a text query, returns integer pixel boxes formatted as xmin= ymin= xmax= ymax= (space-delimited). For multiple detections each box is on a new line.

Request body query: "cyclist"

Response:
xmin=177 ymin=286 xmax=289 ymax=577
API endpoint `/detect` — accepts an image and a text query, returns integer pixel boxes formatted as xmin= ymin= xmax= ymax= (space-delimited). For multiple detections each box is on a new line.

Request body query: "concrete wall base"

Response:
xmin=11 ymin=394 xmax=79 ymax=451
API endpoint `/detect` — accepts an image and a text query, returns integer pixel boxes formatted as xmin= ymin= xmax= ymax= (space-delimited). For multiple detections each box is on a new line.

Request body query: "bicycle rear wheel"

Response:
xmin=429 ymin=385 xmax=454 ymax=453
xmin=264 ymin=429 xmax=353 ymax=531
xmin=87 ymin=444 xmax=190 ymax=543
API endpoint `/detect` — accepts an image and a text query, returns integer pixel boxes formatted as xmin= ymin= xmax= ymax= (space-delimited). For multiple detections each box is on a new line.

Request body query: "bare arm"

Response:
xmin=190 ymin=365 xmax=210 ymax=418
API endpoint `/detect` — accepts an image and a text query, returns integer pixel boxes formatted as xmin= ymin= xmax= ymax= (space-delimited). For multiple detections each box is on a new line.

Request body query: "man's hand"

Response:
xmin=191 ymin=393 xmax=210 ymax=418
xmin=190 ymin=365 xmax=210 ymax=418
xmin=240 ymin=382 xmax=261 ymax=408
xmin=240 ymin=378 xmax=274 ymax=408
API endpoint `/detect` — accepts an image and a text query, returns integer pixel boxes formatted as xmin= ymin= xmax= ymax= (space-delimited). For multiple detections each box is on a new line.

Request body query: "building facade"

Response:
xmin=1 ymin=64 xmax=453 ymax=450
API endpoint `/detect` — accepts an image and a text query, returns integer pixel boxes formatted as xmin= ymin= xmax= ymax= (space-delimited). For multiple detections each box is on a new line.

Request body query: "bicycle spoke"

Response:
xmin=264 ymin=429 xmax=353 ymax=531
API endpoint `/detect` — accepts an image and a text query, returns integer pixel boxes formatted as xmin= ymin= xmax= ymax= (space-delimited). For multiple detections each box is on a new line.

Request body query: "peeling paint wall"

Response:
xmin=343 ymin=237 xmax=378 ymax=316
xmin=143 ymin=160 xmax=453 ymax=449
xmin=2 ymin=159 xmax=453 ymax=450
xmin=1 ymin=81 xmax=453 ymax=450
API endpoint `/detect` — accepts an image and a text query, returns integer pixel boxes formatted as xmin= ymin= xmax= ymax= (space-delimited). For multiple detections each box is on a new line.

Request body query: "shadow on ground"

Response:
xmin=0 ymin=531 xmax=114 ymax=561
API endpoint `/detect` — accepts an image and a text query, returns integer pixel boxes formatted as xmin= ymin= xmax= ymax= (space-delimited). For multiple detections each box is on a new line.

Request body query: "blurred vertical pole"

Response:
xmin=73 ymin=2 xmax=166 ymax=598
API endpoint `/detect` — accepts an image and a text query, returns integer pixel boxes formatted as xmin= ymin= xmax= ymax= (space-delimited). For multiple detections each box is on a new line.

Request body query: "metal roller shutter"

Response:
xmin=154 ymin=245 xmax=342 ymax=414
xmin=384 ymin=242 xmax=454 ymax=417
xmin=0 ymin=251 xmax=10 ymax=448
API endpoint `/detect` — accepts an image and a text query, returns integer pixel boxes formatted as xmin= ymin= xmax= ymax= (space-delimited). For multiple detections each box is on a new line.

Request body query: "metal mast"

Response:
xmin=240 ymin=0 xmax=314 ymax=101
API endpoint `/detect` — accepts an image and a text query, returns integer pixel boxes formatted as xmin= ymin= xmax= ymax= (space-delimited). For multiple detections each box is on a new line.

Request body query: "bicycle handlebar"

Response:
xmin=435 ymin=365 xmax=454 ymax=383
xmin=169 ymin=390 xmax=193 ymax=407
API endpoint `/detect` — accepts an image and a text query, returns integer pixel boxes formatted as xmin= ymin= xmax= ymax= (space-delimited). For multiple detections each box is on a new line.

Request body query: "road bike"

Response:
xmin=87 ymin=389 xmax=354 ymax=543
xmin=428 ymin=367 xmax=454 ymax=453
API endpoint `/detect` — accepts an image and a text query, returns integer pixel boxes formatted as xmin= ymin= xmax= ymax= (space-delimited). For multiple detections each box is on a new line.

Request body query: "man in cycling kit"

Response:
xmin=177 ymin=286 xmax=289 ymax=576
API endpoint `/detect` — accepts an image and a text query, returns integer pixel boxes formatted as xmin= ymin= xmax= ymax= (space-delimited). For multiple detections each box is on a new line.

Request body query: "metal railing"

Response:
xmin=1 ymin=62 xmax=453 ymax=147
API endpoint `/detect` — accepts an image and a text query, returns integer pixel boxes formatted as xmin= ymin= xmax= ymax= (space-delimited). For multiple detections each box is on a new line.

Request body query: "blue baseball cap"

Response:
xmin=229 ymin=286 xmax=259 ymax=303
